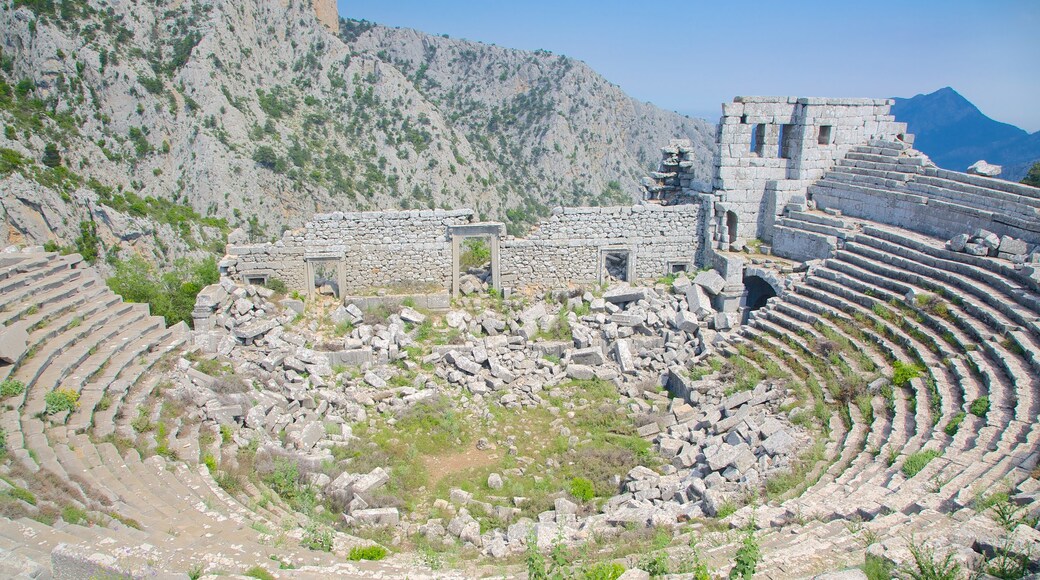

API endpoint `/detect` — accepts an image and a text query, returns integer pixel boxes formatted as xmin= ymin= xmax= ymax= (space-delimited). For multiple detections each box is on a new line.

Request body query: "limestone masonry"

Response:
xmin=4 ymin=95 xmax=1040 ymax=578
xmin=223 ymin=95 xmax=1040 ymax=300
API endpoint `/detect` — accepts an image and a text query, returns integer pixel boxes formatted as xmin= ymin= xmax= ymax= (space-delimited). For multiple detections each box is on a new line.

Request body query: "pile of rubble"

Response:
xmin=946 ymin=229 xmax=1039 ymax=263
xmin=177 ymin=269 xmax=810 ymax=557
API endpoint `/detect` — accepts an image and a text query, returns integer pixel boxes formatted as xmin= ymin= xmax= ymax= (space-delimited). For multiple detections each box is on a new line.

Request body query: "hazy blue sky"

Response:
xmin=336 ymin=0 xmax=1040 ymax=132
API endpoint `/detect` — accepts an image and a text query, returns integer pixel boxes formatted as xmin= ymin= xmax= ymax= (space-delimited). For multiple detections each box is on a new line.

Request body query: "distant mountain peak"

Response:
xmin=891 ymin=87 xmax=1037 ymax=179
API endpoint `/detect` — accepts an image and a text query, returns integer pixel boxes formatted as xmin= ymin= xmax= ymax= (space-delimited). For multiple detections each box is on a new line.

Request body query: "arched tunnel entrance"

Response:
xmin=743 ymin=274 xmax=778 ymax=312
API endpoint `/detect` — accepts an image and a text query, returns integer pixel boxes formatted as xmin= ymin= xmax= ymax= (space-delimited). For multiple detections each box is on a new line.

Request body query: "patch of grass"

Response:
xmin=863 ymin=553 xmax=894 ymax=580
xmin=969 ymin=396 xmax=989 ymax=418
xmin=943 ymin=412 xmax=965 ymax=436
xmin=1 ymin=379 xmax=25 ymax=398
xmin=243 ymin=565 xmax=275 ymax=580
xmin=892 ymin=360 xmax=923 ymax=387
xmin=348 ymin=545 xmax=388 ymax=561
xmin=44 ymin=388 xmax=80 ymax=415
xmin=764 ymin=440 xmax=826 ymax=499
xmin=61 ymin=505 xmax=88 ymax=525
xmin=300 ymin=523 xmax=333 ymax=552
xmin=902 ymin=537 xmax=961 ymax=580
xmin=901 ymin=449 xmax=940 ymax=478
xmin=9 ymin=486 xmax=36 ymax=505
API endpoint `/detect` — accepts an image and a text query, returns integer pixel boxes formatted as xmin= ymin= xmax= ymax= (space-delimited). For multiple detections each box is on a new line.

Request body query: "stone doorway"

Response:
xmin=449 ymin=223 xmax=504 ymax=297
xmin=599 ymin=248 xmax=634 ymax=284
xmin=304 ymin=255 xmax=346 ymax=300
xmin=726 ymin=211 xmax=739 ymax=246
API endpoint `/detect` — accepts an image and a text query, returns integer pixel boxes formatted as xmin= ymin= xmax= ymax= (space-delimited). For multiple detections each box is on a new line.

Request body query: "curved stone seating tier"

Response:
xmin=757 ymin=217 xmax=1039 ymax=539
xmin=838 ymin=236 xmax=1039 ymax=442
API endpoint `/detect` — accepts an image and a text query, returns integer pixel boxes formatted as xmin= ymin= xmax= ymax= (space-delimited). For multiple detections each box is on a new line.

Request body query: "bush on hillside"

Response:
xmin=106 ymin=255 xmax=219 ymax=327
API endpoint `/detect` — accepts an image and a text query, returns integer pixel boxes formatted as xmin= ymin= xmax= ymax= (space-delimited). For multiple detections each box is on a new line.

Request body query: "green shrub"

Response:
xmin=0 ymin=427 xmax=6 ymax=454
xmin=637 ymin=552 xmax=670 ymax=577
xmin=106 ymin=255 xmax=218 ymax=328
xmin=460 ymin=237 xmax=491 ymax=269
xmin=969 ymin=396 xmax=990 ymax=417
xmin=902 ymin=449 xmax=940 ymax=478
xmin=348 ymin=545 xmax=388 ymax=561
xmin=569 ymin=477 xmax=595 ymax=502
xmin=201 ymin=453 xmax=217 ymax=472
xmin=943 ymin=412 xmax=965 ymax=436
xmin=0 ymin=379 xmax=25 ymax=398
xmin=728 ymin=525 xmax=761 ymax=579
xmin=264 ymin=458 xmax=300 ymax=499
xmin=42 ymin=143 xmax=61 ymax=167
xmin=578 ymin=562 xmax=625 ymax=580
xmin=263 ymin=278 xmax=287 ymax=294
xmin=892 ymin=361 xmax=923 ymax=387
xmin=75 ymin=220 xmax=100 ymax=264
xmin=44 ymin=388 xmax=80 ymax=415
xmin=903 ymin=538 xmax=960 ymax=580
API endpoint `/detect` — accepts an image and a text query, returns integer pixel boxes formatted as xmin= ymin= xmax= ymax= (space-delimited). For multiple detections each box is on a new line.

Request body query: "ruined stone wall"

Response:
xmin=712 ymin=97 xmax=907 ymax=245
xmin=224 ymin=209 xmax=473 ymax=294
xmin=500 ymin=205 xmax=702 ymax=288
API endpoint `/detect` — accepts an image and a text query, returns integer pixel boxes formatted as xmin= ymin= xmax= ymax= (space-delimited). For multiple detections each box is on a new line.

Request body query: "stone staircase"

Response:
xmin=0 ymin=252 xmax=444 ymax=579
xmin=808 ymin=139 xmax=1040 ymax=243
xmin=736 ymin=220 xmax=1040 ymax=576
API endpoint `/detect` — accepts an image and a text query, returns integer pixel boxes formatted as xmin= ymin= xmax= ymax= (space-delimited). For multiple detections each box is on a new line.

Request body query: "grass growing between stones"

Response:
xmin=764 ymin=440 xmax=827 ymax=501
xmin=901 ymin=449 xmax=940 ymax=478
xmin=330 ymin=377 xmax=662 ymax=531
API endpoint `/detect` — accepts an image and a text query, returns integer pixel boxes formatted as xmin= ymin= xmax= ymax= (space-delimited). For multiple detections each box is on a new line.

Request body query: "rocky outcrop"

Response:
xmin=312 ymin=0 xmax=339 ymax=33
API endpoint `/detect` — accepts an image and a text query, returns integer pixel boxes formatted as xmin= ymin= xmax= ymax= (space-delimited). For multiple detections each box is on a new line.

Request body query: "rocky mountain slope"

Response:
xmin=891 ymin=87 xmax=1040 ymax=181
xmin=0 ymin=0 xmax=714 ymax=267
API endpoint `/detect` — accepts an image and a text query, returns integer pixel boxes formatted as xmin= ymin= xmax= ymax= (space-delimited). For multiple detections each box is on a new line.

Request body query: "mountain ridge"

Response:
xmin=891 ymin=86 xmax=1040 ymax=181
xmin=0 ymin=0 xmax=714 ymax=267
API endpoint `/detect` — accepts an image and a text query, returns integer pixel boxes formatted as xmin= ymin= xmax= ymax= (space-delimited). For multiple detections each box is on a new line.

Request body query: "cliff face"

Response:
xmin=0 ymin=0 xmax=714 ymax=266
xmin=312 ymin=0 xmax=339 ymax=33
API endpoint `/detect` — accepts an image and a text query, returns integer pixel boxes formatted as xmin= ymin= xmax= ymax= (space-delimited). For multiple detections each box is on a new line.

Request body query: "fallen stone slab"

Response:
xmin=614 ymin=339 xmax=636 ymax=374
xmin=233 ymin=318 xmax=277 ymax=340
xmin=352 ymin=467 xmax=390 ymax=495
xmin=353 ymin=507 xmax=399 ymax=526
xmin=693 ymin=270 xmax=725 ymax=295
xmin=565 ymin=364 xmax=595 ymax=380
xmin=0 ymin=322 xmax=29 ymax=364
xmin=399 ymin=306 xmax=426 ymax=324
xmin=570 ymin=346 xmax=606 ymax=366
xmin=998 ymin=236 xmax=1028 ymax=257
xmin=603 ymin=286 xmax=648 ymax=304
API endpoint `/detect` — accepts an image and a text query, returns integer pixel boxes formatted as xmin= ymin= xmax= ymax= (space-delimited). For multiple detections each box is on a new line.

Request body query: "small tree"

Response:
xmin=42 ymin=143 xmax=61 ymax=167
xmin=1022 ymin=161 xmax=1040 ymax=188
xmin=75 ymin=220 xmax=100 ymax=264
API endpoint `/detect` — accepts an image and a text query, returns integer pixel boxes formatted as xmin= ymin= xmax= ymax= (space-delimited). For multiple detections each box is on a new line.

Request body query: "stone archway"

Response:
xmin=742 ymin=266 xmax=784 ymax=311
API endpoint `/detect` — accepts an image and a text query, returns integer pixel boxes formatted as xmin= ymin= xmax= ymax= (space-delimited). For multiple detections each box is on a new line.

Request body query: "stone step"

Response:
xmin=775 ymin=216 xmax=850 ymax=240
xmin=63 ymin=322 xmax=180 ymax=436
xmin=0 ymin=288 xmax=119 ymax=386
xmin=913 ymin=173 xmax=1040 ymax=211
xmin=0 ymin=254 xmax=79 ymax=300
xmin=852 ymin=232 xmax=1040 ymax=344
xmin=22 ymin=308 xmax=154 ymax=417
xmin=0 ymin=266 xmax=94 ymax=328
xmin=6 ymin=301 xmax=135 ymax=401
xmin=0 ymin=254 xmax=52 ymax=283
xmin=863 ymin=224 xmax=1040 ymax=305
